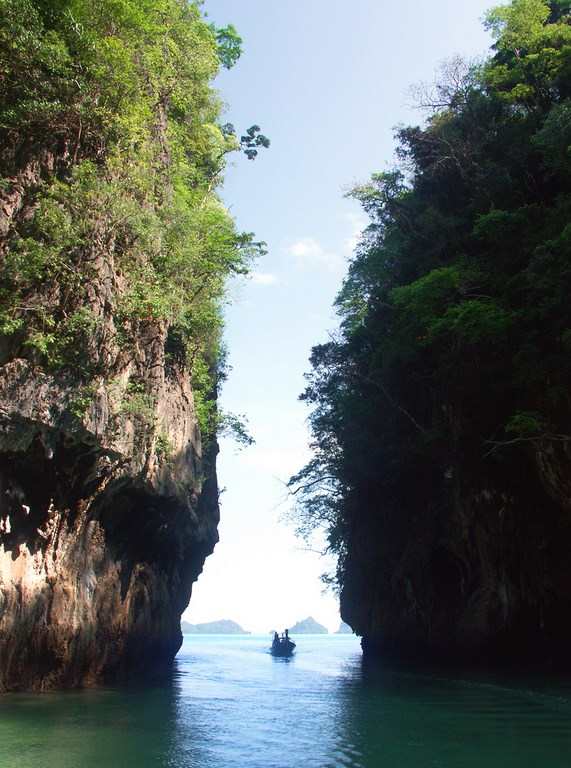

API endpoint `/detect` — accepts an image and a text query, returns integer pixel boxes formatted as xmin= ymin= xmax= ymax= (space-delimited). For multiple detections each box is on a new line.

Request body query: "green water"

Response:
xmin=1 ymin=635 xmax=571 ymax=767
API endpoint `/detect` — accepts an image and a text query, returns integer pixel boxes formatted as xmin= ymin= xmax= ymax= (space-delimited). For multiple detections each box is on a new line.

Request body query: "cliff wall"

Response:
xmin=0 ymin=0 xmax=247 ymax=691
xmin=340 ymin=439 xmax=571 ymax=667
xmin=0 ymin=265 xmax=219 ymax=691
xmin=294 ymin=3 xmax=571 ymax=669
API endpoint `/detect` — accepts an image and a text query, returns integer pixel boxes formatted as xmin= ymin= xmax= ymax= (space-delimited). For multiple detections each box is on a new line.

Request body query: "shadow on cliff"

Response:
xmin=0 ymin=427 xmax=220 ymax=692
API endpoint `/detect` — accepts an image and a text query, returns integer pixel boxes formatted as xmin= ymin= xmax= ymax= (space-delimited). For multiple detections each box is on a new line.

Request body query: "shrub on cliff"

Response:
xmin=0 ymin=0 xmax=266 ymax=442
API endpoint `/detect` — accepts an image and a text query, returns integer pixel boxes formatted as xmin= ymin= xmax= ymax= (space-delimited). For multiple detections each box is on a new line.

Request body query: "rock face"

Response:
xmin=340 ymin=440 xmax=571 ymax=667
xmin=0 ymin=0 xmax=245 ymax=693
xmin=0 ymin=354 xmax=219 ymax=692
xmin=0 ymin=214 xmax=220 ymax=691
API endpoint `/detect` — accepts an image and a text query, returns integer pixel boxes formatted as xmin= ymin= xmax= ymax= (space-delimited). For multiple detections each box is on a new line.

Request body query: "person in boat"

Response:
xmin=285 ymin=629 xmax=290 ymax=641
xmin=273 ymin=632 xmax=279 ymax=645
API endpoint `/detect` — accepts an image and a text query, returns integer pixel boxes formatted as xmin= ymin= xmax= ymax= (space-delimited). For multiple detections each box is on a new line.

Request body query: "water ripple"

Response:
xmin=2 ymin=636 xmax=571 ymax=767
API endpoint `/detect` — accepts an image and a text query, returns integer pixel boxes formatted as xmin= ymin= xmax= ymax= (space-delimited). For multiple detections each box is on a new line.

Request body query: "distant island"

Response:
xmin=335 ymin=621 xmax=354 ymax=635
xmin=289 ymin=617 xmax=328 ymax=634
xmin=181 ymin=620 xmax=250 ymax=635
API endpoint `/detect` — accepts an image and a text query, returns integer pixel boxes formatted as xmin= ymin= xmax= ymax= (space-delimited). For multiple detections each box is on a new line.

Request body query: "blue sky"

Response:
xmin=184 ymin=0 xmax=495 ymax=633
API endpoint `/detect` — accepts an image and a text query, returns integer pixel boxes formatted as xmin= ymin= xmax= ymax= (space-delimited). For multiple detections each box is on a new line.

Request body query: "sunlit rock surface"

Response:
xmin=0 ymin=332 xmax=219 ymax=692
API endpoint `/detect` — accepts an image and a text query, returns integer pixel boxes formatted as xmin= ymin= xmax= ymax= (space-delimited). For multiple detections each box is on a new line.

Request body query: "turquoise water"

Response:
xmin=2 ymin=635 xmax=571 ymax=767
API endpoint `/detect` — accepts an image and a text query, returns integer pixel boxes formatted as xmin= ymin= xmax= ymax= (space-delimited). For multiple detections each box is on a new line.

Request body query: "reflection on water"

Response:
xmin=1 ymin=636 xmax=571 ymax=767
xmin=335 ymin=658 xmax=571 ymax=768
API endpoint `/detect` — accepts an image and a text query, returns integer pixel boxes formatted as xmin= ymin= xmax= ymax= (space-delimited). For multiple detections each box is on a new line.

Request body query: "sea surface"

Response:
xmin=2 ymin=634 xmax=571 ymax=767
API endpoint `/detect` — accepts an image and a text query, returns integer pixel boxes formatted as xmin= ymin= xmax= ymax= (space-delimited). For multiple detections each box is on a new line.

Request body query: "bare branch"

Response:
xmin=484 ymin=433 xmax=571 ymax=457
xmin=409 ymin=55 xmax=480 ymax=114
xmin=288 ymin=474 xmax=339 ymax=496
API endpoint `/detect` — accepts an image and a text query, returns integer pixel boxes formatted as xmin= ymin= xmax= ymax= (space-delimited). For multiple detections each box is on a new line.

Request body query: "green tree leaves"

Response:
xmin=485 ymin=0 xmax=551 ymax=50
xmin=210 ymin=23 xmax=243 ymax=69
xmin=291 ymin=0 xmax=571 ymax=587
xmin=0 ymin=0 xmax=267 ymax=449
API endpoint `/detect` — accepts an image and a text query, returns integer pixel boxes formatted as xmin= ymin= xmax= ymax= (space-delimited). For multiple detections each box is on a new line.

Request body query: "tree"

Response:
xmin=290 ymin=0 xmax=571 ymax=600
xmin=0 ymin=0 xmax=268 ymax=445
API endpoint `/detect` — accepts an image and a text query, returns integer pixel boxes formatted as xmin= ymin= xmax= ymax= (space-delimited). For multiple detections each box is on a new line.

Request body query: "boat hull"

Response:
xmin=270 ymin=639 xmax=296 ymax=657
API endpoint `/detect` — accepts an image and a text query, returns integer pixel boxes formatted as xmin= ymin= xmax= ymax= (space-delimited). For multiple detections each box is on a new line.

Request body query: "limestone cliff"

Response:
xmin=292 ymin=3 xmax=571 ymax=670
xmin=0 ymin=0 xmax=249 ymax=692
xmin=0 ymin=147 xmax=220 ymax=691
xmin=0 ymin=320 xmax=220 ymax=692
xmin=340 ymin=439 xmax=571 ymax=667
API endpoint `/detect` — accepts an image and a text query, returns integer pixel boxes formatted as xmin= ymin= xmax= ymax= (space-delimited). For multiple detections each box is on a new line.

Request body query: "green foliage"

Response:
xmin=483 ymin=0 xmax=571 ymax=104
xmin=210 ymin=23 xmax=242 ymax=69
xmin=391 ymin=266 xmax=463 ymax=346
xmin=191 ymin=354 xmax=219 ymax=441
xmin=533 ymin=99 xmax=571 ymax=168
xmin=0 ymin=0 xmax=267 ymax=447
xmin=506 ymin=411 xmax=546 ymax=435
xmin=239 ymin=125 xmax=271 ymax=161
xmin=291 ymin=0 xmax=571 ymax=586
xmin=218 ymin=412 xmax=255 ymax=448
xmin=120 ymin=381 xmax=155 ymax=423
xmin=155 ymin=432 xmax=174 ymax=461
xmin=68 ymin=382 xmax=98 ymax=420
xmin=485 ymin=0 xmax=551 ymax=50
xmin=222 ymin=122 xmax=271 ymax=161
xmin=429 ymin=299 xmax=514 ymax=346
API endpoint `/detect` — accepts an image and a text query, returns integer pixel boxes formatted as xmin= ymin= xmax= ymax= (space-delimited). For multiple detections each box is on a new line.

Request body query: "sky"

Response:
xmin=183 ymin=0 xmax=495 ymax=634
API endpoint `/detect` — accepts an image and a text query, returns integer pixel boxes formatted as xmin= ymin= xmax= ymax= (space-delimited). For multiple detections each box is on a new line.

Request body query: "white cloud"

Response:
xmin=287 ymin=238 xmax=324 ymax=260
xmin=285 ymin=237 xmax=343 ymax=272
xmin=251 ymin=272 xmax=278 ymax=286
xmin=239 ymin=445 xmax=310 ymax=479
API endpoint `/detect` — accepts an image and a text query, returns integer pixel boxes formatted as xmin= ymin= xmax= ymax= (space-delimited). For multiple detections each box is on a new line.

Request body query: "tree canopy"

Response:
xmin=290 ymin=0 xmax=571 ymax=588
xmin=0 ymin=0 xmax=268 ymax=443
